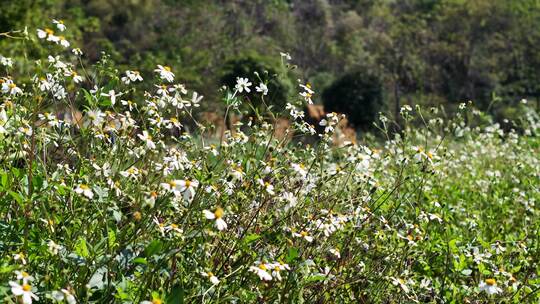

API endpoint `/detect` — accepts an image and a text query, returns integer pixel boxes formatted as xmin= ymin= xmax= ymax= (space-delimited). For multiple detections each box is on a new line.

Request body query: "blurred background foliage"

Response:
xmin=1 ymin=0 xmax=540 ymax=128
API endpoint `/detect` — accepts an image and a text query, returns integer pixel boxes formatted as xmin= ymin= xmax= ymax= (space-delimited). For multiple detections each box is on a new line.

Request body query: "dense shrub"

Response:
xmin=322 ymin=70 xmax=384 ymax=129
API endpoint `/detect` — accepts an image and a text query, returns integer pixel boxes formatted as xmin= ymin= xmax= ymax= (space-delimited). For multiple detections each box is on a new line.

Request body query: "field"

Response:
xmin=1 ymin=20 xmax=540 ymax=303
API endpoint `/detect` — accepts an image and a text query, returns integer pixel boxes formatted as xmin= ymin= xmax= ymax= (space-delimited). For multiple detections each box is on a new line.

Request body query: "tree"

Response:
xmin=323 ymin=70 xmax=384 ymax=129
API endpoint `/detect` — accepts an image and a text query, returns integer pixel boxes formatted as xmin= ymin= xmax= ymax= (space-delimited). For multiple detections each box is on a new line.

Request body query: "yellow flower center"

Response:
xmin=150 ymin=191 xmax=158 ymax=198
xmin=214 ymin=207 xmax=224 ymax=219
xmin=185 ymin=180 xmax=191 ymax=188
xmin=22 ymin=284 xmax=31 ymax=292
xmin=152 ymin=299 xmax=162 ymax=304
xmin=485 ymin=278 xmax=496 ymax=286
xmin=45 ymin=28 xmax=54 ymax=35
xmin=168 ymin=181 xmax=177 ymax=188
xmin=80 ymin=184 xmax=89 ymax=190
xmin=259 ymin=264 xmax=267 ymax=271
xmin=8 ymin=83 xmax=16 ymax=89
xmin=300 ymin=231 xmax=308 ymax=237
xmin=164 ymin=66 xmax=171 ymax=72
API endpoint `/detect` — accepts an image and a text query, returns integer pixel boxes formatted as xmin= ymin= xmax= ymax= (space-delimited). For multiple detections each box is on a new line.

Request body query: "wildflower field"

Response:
xmin=1 ymin=20 xmax=540 ymax=303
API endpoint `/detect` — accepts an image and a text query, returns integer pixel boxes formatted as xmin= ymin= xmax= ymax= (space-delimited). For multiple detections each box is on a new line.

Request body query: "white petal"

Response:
xmin=203 ymin=210 xmax=215 ymax=219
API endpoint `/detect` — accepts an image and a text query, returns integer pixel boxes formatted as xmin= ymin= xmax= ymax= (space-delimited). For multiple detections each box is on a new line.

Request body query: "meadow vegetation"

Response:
xmin=0 ymin=19 xmax=539 ymax=304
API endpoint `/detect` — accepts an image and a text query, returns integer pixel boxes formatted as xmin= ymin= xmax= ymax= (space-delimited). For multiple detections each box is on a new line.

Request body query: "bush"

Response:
xmin=322 ymin=70 xmax=384 ymax=129
xmin=221 ymin=54 xmax=293 ymax=114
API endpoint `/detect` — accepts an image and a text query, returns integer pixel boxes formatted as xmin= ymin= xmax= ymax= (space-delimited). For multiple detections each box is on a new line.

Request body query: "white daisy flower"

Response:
xmin=74 ymin=184 xmax=93 ymax=199
xmin=235 ymin=77 xmax=252 ymax=93
xmin=58 ymin=36 xmax=70 ymax=48
xmin=201 ymin=271 xmax=220 ymax=285
xmin=249 ymin=262 xmax=273 ymax=281
xmin=0 ymin=55 xmax=13 ymax=67
xmin=154 ymin=65 xmax=175 ymax=82
xmin=72 ymin=48 xmax=83 ymax=56
xmin=52 ymin=19 xmax=66 ymax=32
xmin=299 ymin=83 xmax=314 ymax=104
xmin=137 ymin=131 xmax=156 ymax=150
xmin=280 ymin=52 xmax=292 ymax=61
xmin=293 ymin=230 xmax=313 ymax=243
xmin=13 ymin=253 xmax=27 ymax=265
xmin=14 ymin=271 xmax=33 ymax=284
xmin=101 ymin=90 xmax=122 ymax=106
xmin=52 ymin=289 xmax=76 ymax=304
xmin=37 ymin=28 xmax=54 ymax=39
xmin=122 ymin=70 xmax=143 ymax=84
xmin=9 ymin=281 xmax=39 ymax=304
xmin=203 ymin=207 xmax=227 ymax=231
xmin=479 ymin=278 xmax=502 ymax=295
xmin=2 ymin=79 xmax=23 ymax=95
xmin=161 ymin=179 xmax=199 ymax=202
xmin=255 ymin=83 xmax=268 ymax=95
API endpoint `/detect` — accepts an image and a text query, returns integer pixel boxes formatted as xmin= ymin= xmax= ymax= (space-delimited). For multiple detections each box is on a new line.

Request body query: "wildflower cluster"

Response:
xmin=0 ymin=20 xmax=539 ymax=303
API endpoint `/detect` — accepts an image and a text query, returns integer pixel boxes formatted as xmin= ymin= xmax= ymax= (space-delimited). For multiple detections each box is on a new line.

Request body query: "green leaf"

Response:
xmin=0 ymin=171 xmax=7 ymax=188
xmin=108 ymin=229 xmax=116 ymax=249
xmin=144 ymin=240 xmax=163 ymax=257
xmin=81 ymin=88 xmax=95 ymax=106
xmin=305 ymin=274 xmax=326 ymax=283
xmin=132 ymin=257 xmax=148 ymax=265
xmin=166 ymin=284 xmax=184 ymax=304
xmin=286 ymin=247 xmax=299 ymax=263
xmin=8 ymin=191 xmax=24 ymax=206
xmin=242 ymin=233 xmax=260 ymax=245
xmin=75 ymin=237 xmax=90 ymax=258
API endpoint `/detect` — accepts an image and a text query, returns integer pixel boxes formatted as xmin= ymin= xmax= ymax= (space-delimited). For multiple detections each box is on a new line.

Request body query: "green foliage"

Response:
xmin=0 ymin=11 xmax=540 ymax=303
xmin=2 ymin=0 xmax=540 ymax=123
xmin=323 ymin=70 xmax=384 ymax=129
